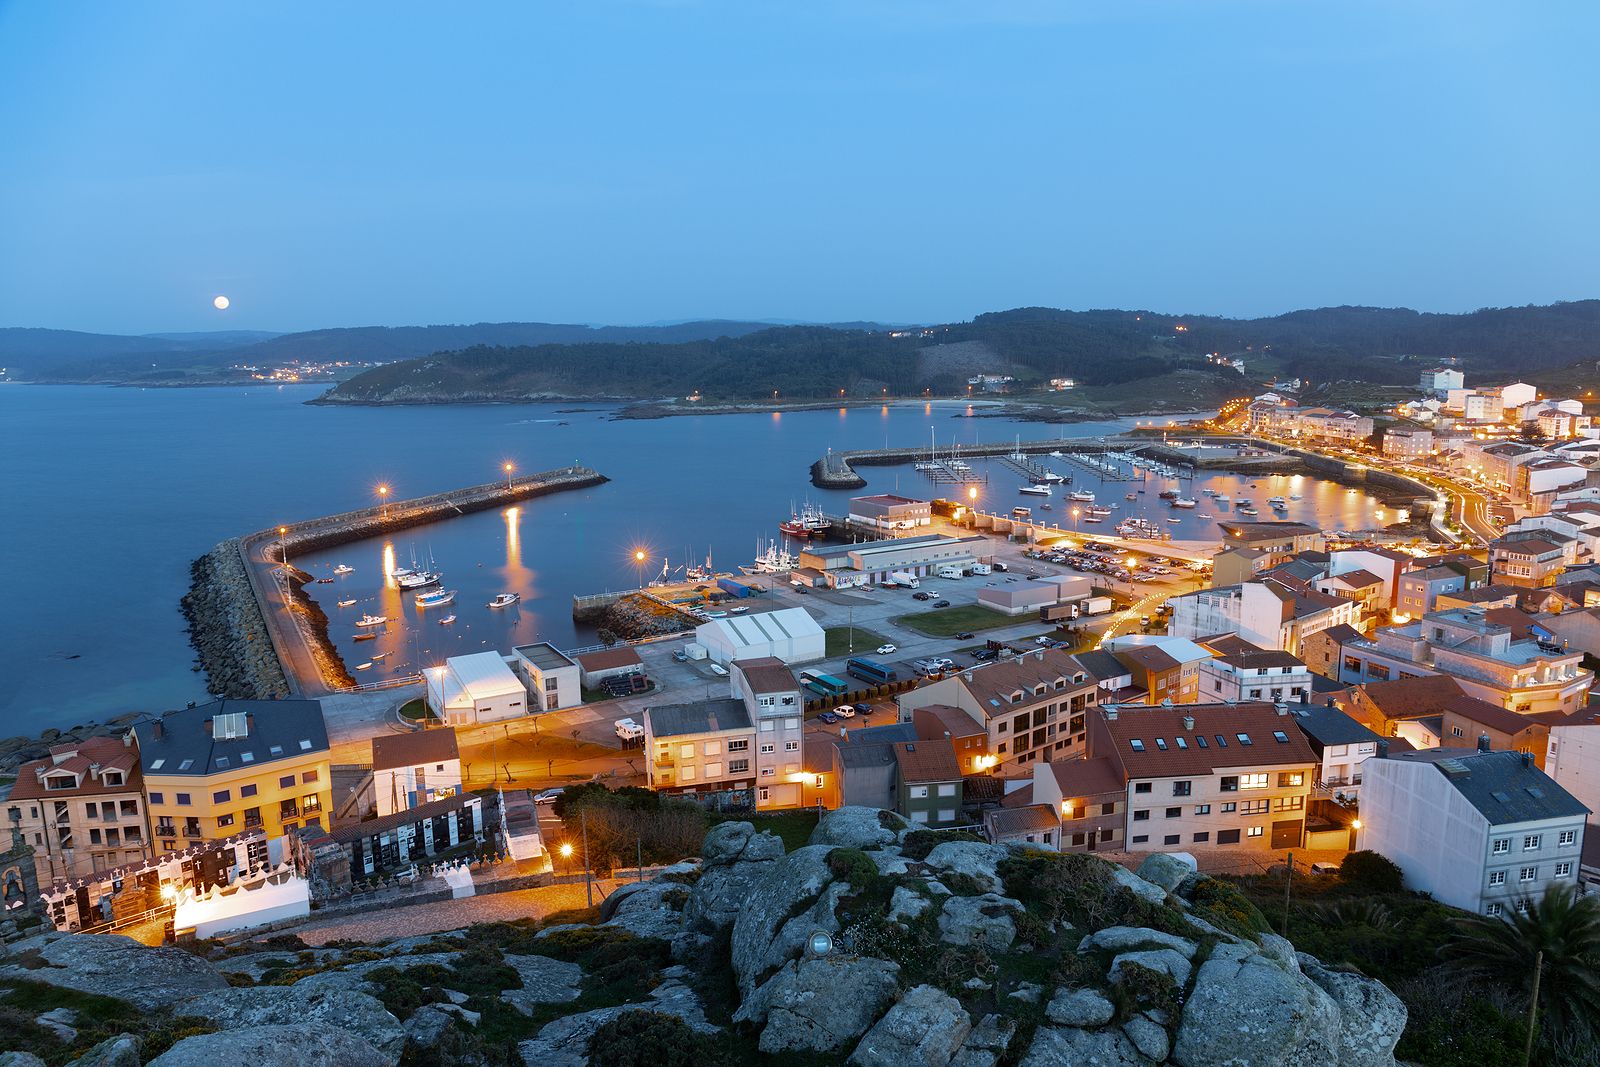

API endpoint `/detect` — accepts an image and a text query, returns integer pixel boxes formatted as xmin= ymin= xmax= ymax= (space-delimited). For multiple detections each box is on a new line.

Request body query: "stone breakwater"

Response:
xmin=181 ymin=539 xmax=293 ymax=701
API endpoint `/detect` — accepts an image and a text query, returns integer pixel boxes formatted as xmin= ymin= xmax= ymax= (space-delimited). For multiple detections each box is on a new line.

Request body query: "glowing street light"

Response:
xmin=504 ymin=461 xmax=515 ymax=490
xmin=634 ymin=549 xmax=647 ymax=590
xmin=376 ymin=484 xmax=390 ymax=518
xmin=277 ymin=526 xmax=288 ymax=566
xmin=1071 ymin=506 xmax=1081 ymax=530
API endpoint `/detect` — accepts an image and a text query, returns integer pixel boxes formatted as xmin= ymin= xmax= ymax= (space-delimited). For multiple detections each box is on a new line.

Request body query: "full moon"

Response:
xmin=213 ymin=295 xmax=230 ymax=310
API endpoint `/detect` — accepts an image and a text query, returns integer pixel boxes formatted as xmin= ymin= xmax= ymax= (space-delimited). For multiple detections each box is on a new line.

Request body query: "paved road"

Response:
xmin=241 ymin=532 xmax=335 ymax=697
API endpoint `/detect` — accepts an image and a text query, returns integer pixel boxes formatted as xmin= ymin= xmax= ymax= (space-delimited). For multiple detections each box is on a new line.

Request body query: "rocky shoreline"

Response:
xmin=180 ymin=540 xmax=292 ymax=702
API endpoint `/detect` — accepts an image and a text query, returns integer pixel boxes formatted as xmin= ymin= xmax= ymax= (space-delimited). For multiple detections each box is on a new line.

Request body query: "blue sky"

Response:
xmin=1 ymin=1 xmax=1596 ymax=333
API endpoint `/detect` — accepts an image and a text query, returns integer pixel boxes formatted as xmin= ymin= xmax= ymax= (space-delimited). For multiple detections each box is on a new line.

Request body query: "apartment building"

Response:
xmin=1288 ymin=701 xmax=1382 ymax=799
xmin=1110 ymin=642 xmax=1202 ymax=704
xmin=1544 ymin=705 xmax=1600 ymax=819
xmin=1420 ymin=368 xmax=1464 ymax=394
xmin=1024 ymin=755 xmax=1126 ymax=852
xmin=1383 ymin=428 xmax=1435 ymax=459
xmin=1362 ymin=745 xmax=1588 ymax=916
xmin=1095 ymin=702 xmax=1319 ymax=852
xmin=896 ymin=649 xmax=1098 ymax=771
xmin=369 ymin=728 xmax=462 ymax=818
xmin=7 ymin=736 xmax=149 ymax=882
xmin=1396 ymin=566 xmax=1467 ymax=620
xmin=731 ymin=657 xmax=806 ymax=808
xmin=1335 ymin=607 xmax=1592 ymax=715
xmin=1197 ymin=647 xmax=1313 ymax=704
xmin=510 ymin=642 xmax=583 ymax=713
xmin=1169 ymin=578 xmax=1359 ymax=656
xmin=911 ymin=704 xmax=992 ymax=773
xmin=893 ymin=741 xmax=964 ymax=827
xmin=1298 ymin=623 xmax=1363 ymax=680
xmin=642 ymin=698 xmax=757 ymax=798
xmin=136 ymin=699 xmax=332 ymax=852
xmin=1489 ymin=535 xmax=1576 ymax=588
xmin=1516 ymin=459 xmax=1588 ymax=511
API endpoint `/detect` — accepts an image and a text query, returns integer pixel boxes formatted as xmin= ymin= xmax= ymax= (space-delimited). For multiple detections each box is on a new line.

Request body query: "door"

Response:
xmin=1271 ymin=819 xmax=1303 ymax=849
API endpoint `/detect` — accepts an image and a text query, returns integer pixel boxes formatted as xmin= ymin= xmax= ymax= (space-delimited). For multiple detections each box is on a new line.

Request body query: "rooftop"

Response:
xmin=431 ymin=652 xmax=526 ymax=706
xmin=574 ymin=646 xmax=644 ymax=672
xmin=732 ymin=656 xmax=800 ymax=694
xmin=986 ymin=804 xmax=1061 ymax=836
xmin=1074 ymin=649 xmax=1132 ymax=683
xmin=950 ymin=649 xmax=1094 ymax=720
xmin=699 ymin=607 xmax=823 ymax=647
xmin=513 ymin=642 xmax=577 ymax=672
xmin=1049 ymin=755 xmax=1127 ymax=798
xmin=10 ymin=736 xmax=142 ymax=802
xmin=1218 ymin=521 xmax=1322 ymax=541
xmin=1213 ymin=648 xmax=1308 ymax=671
xmin=851 ymin=494 xmax=927 ymax=507
xmin=893 ymin=740 xmax=963 ymax=783
xmin=1100 ymin=702 xmax=1319 ymax=778
xmin=645 ymin=698 xmax=753 ymax=738
xmin=137 ymin=699 xmax=329 ymax=778
xmin=328 ymin=794 xmax=481 ymax=843
xmin=1381 ymin=748 xmax=1589 ymax=825
xmin=372 ymin=728 xmax=460 ymax=772
xmin=1290 ymin=701 xmax=1382 ymax=747
xmin=912 ymin=703 xmax=987 ymax=740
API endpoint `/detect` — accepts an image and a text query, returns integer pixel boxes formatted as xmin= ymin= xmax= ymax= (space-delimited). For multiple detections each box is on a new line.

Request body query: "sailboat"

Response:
xmin=686 ymin=548 xmax=715 ymax=583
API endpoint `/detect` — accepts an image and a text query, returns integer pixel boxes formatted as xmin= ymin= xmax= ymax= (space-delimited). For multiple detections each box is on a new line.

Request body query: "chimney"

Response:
xmin=964 ymin=672 xmax=974 ymax=683
xmin=1275 ymin=702 xmax=1289 ymax=716
xmin=1182 ymin=716 xmax=1195 ymax=731
xmin=1035 ymin=649 xmax=1045 ymax=661
xmin=1325 ymin=696 xmax=1336 ymax=707
xmin=152 ymin=720 xmax=164 ymax=740
xmin=203 ymin=719 xmax=213 ymax=737
xmin=1477 ymin=733 xmax=1492 ymax=752
xmin=1522 ymin=752 xmax=1533 ymax=767
xmin=1376 ymin=739 xmax=1389 ymax=758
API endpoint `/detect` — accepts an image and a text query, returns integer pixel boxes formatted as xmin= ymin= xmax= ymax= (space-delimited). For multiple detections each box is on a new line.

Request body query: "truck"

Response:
xmin=1082 ymin=595 xmax=1114 ymax=616
xmin=887 ymin=571 xmax=920 ymax=588
xmin=614 ymin=718 xmax=644 ymax=744
xmin=717 ymin=577 xmax=754 ymax=598
xmin=935 ymin=565 xmax=965 ymax=580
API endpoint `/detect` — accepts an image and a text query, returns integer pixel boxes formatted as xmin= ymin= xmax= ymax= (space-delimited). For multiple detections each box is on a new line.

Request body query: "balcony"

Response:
xmin=279 ymin=805 xmax=300 ymax=820
xmin=244 ymin=815 xmax=264 ymax=828
xmin=182 ymin=825 xmax=203 ymax=839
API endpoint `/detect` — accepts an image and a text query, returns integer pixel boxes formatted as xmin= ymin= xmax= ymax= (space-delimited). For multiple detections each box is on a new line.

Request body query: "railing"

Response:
xmin=182 ymin=826 xmax=203 ymax=838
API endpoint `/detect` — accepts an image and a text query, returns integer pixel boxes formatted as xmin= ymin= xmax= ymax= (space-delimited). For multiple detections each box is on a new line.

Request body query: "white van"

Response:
xmin=614 ymin=718 xmax=644 ymax=743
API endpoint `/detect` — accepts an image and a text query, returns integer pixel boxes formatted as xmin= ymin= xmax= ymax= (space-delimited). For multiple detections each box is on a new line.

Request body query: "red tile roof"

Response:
xmin=9 ymin=736 xmax=142 ymax=801
xmin=1048 ymin=755 xmax=1127 ymax=798
xmin=575 ymin=647 xmax=644 ymax=672
xmin=1100 ymin=702 xmax=1319 ymax=777
xmin=893 ymin=740 xmax=963 ymax=783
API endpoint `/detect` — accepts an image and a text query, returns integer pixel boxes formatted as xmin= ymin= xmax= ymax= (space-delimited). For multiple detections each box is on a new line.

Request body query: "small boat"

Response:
xmin=415 ymin=588 xmax=456 ymax=608
xmin=1290 ymin=493 xmax=1303 ymax=501
xmin=1167 ymin=516 xmax=1183 ymax=523
xmin=1214 ymin=494 xmax=1231 ymax=504
xmin=337 ymin=598 xmax=357 ymax=608
xmin=333 ymin=564 xmax=354 ymax=575
xmin=1171 ymin=498 xmax=1198 ymax=509
xmin=1238 ymin=505 xmax=1259 ymax=515
xmin=488 ymin=593 xmax=520 ymax=608
xmin=1158 ymin=490 xmax=1179 ymax=501
xmin=398 ymin=570 xmax=441 ymax=590
xmin=353 ymin=632 xmax=378 ymax=642
xmin=371 ymin=652 xmax=389 ymax=661
xmin=1039 ymin=471 xmax=1067 ymax=483
xmin=1267 ymin=496 xmax=1287 ymax=506
xmin=730 ymin=606 xmax=750 ymax=615
xmin=1019 ymin=484 xmax=1052 ymax=497
xmin=1040 ymin=502 xmax=1052 ymax=510
xmin=355 ymin=614 xmax=388 ymax=627
xmin=1125 ymin=493 xmax=1137 ymax=500
xmin=355 ymin=662 xmax=372 ymax=671
xmin=1068 ymin=489 xmax=1096 ymax=502
xmin=315 ymin=577 xmax=334 ymax=584
xmin=439 ymin=614 xmax=456 ymax=625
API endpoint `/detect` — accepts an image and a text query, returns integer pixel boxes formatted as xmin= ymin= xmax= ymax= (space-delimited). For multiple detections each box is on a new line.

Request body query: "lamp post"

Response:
xmin=277 ymin=526 xmax=288 ymax=566
xmin=1072 ymin=506 xmax=1080 ymax=531
xmin=377 ymin=484 xmax=389 ymax=519
xmin=504 ymin=462 xmax=514 ymax=491
xmin=558 ymin=842 xmax=573 ymax=883
xmin=634 ymin=549 xmax=646 ymax=590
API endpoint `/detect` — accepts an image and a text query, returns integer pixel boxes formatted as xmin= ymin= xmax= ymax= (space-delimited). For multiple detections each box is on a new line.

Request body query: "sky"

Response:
xmin=1 ymin=0 xmax=1597 ymax=335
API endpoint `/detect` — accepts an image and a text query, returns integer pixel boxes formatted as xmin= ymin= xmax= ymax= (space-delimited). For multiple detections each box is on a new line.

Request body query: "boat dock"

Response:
xmin=812 ymin=434 xmax=1173 ymax=490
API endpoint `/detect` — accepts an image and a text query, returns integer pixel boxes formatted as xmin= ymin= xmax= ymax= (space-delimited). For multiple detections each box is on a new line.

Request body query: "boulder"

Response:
xmin=686 ymin=853 xmax=782 ymax=934
xmin=1136 ymin=852 xmax=1198 ymax=893
xmin=742 ymin=955 xmax=900 ymax=1053
xmin=179 ymin=985 xmax=405 ymax=1060
xmin=147 ymin=1025 xmax=389 ymax=1067
xmin=849 ymin=983 xmax=972 ymax=1067
xmin=517 ymin=977 xmax=717 ymax=1067
xmin=1298 ymin=954 xmax=1408 ymax=1067
xmin=291 ymin=951 xmax=462 ymax=995
xmin=600 ymin=880 xmax=687 ymax=940
xmin=0 ymin=934 xmax=228 ymax=1010
xmin=1006 ymin=982 xmax=1044 ymax=1004
xmin=887 ymin=886 xmax=932 ymax=924
xmin=1258 ymin=932 xmax=1300 ymax=971
xmin=730 ymin=845 xmax=838 ymax=992
xmin=1077 ymin=925 xmax=1198 ymax=959
xmin=1110 ymin=948 xmax=1193 ymax=989
xmin=1045 ymin=986 xmax=1115 ymax=1027
xmin=35 ymin=1007 xmax=78 ymax=1042
xmin=1122 ymin=1014 xmax=1170 ymax=1061
xmin=1020 ymin=1026 xmax=1146 ymax=1067
xmin=403 ymin=1005 xmax=456 ymax=1050
xmin=870 ymin=849 xmax=913 ymax=876
xmin=1172 ymin=943 xmax=1341 ymax=1066
xmin=500 ymin=953 xmax=584 ymax=1015
xmin=66 ymin=1034 xmax=141 ymax=1067
xmin=701 ymin=821 xmax=755 ymax=863
xmin=937 ymin=893 xmax=1021 ymax=951
xmin=949 ymin=1014 xmax=1015 ymax=1067
xmin=922 ymin=842 xmax=1005 ymax=893
xmin=1109 ymin=863 xmax=1169 ymax=906
xmin=809 ymin=806 xmax=904 ymax=850
xmin=0 ymin=1055 xmax=47 ymax=1067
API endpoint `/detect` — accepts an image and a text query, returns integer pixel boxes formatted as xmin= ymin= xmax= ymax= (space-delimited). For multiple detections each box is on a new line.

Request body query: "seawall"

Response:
xmin=181 ymin=539 xmax=294 ymax=701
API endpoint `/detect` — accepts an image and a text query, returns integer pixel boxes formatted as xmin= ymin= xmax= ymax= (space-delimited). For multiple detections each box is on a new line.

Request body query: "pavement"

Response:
xmin=283 ymin=879 xmax=625 ymax=946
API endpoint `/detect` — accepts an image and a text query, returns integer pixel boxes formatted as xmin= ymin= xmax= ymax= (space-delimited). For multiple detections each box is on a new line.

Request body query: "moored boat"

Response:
xmin=333 ymin=564 xmax=354 ymax=575
xmin=1019 ymin=484 xmax=1052 ymax=497
xmin=355 ymin=662 xmax=372 ymax=671
xmin=488 ymin=593 xmax=520 ymax=608
xmin=356 ymin=614 xmax=388 ymax=627
xmin=398 ymin=570 xmax=441 ymax=590
xmin=337 ymin=598 xmax=357 ymax=608
xmin=1171 ymin=498 xmax=1198 ymax=508
xmin=415 ymin=588 xmax=456 ymax=608
xmin=439 ymin=614 xmax=456 ymax=625
xmin=1068 ymin=489 xmax=1095 ymax=502
xmin=353 ymin=632 xmax=378 ymax=642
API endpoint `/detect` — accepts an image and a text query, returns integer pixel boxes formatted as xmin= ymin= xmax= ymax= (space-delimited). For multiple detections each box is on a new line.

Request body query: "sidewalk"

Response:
xmin=282 ymin=878 xmax=624 ymax=946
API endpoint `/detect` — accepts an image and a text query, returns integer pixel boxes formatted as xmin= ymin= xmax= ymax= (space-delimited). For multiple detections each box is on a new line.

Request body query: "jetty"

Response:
xmin=811 ymin=435 xmax=1195 ymax=490
xmin=188 ymin=465 xmax=607 ymax=700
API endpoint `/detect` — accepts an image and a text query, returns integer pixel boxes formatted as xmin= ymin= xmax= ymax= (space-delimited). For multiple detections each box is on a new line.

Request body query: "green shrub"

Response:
xmin=899 ymin=829 xmax=983 ymax=861
xmin=586 ymin=1010 xmax=741 ymax=1067
xmin=827 ymin=848 xmax=880 ymax=888
xmin=363 ymin=965 xmax=450 ymax=1020
xmin=1114 ymin=960 xmax=1180 ymax=1018
xmin=1339 ymin=851 xmax=1404 ymax=894
xmin=1187 ymin=877 xmax=1269 ymax=939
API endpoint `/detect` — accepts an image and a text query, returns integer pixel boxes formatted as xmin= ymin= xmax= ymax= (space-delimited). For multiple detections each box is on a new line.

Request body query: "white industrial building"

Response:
xmin=798 ymin=534 xmax=987 ymax=587
xmin=695 ymin=607 xmax=825 ymax=667
xmin=424 ymin=651 xmax=528 ymax=726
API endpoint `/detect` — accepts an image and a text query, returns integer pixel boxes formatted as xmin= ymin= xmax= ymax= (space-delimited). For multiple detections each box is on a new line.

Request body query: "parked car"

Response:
xmin=955 ymin=631 xmax=975 ymax=640
xmin=876 ymin=643 xmax=897 ymax=655
xmin=835 ymin=705 xmax=856 ymax=718
xmin=912 ymin=591 xmax=932 ymax=601
xmin=672 ymin=649 xmax=689 ymax=662
xmin=1035 ymin=636 xmax=1052 ymax=646
xmin=854 ymin=703 xmax=874 ymax=716
xmin=933 ymin=600 xmax=951 ymax=608
xmin=818 ymin=710 xmax=840 ymax=724
xmin=534 ymin=787 xmax=567 ymax=806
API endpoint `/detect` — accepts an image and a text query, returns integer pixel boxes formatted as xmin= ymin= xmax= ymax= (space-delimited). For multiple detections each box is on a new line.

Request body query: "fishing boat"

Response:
xmin=740 ymin=539 xmax=798 ymax=575
xmin=1158 ymin=489 xmax=1180 ymax=501
xmin=1290 ymin=493 xmax=1303 ymax=500
xmin=1081 ymin=512 xmax=1105 ymax=522
xmin=333 ymin=564 xmax=354 ymax=575
xmin=415 ymin=588 xmax=456 ymax=608
xmin=488 ymin=593 xmax=520 ymax=608
xmin=1068 ymin=489 xmax=1096 ymax=502
xmin=353 ymin=632 xmax=378 ymax=642
xmin=355 ymin=614 xmax=388 ymax=627
xmin=1237 ymin=505 xmax=1259 ymax=515
xmin=1019 ymin=484 xmax=1052 ymax=497
xmin=686 ymin=548 xmax=715 ymax=583
xmin=439 ymin=614 xmax=456 ymax=625
xmin=1171 ymin=498 xmax=1198 ymax=509
xmin=779 ymin=500 xmax=833 ymax=540
xmin=336 ymin=598 xmax=357 ymax=608
xmin=398 ymin=569 xmax=441 ymax=590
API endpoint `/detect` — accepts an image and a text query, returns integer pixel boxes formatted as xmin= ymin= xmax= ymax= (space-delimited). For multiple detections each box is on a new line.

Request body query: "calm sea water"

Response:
xmin=1 ymin=385 xmax=1390 ymax=732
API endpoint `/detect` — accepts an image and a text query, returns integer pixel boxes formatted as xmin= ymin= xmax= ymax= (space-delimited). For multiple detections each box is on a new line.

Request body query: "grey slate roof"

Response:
xmin=1075 ymin=649 xmax=1131 ymax=684
xmin=136 ymin=699 xmax=329 ymax=777
xmin=1388 ymin=748 xmax=1591 ymax=825
xmin=645 ymin=698 xmax=752 ymax=738
xmin=1290 ymin=702 xmax=1381 ymax=748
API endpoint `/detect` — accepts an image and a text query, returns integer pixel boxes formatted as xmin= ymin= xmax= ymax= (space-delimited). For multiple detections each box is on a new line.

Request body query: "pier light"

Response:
xmin=376 ymin=484 xmax=390 ymax=518
xmin=278 ymin=526 xmax=289 ymax=565
xmin=504 ymin=461 xmax=515 ymax=490
xmin=968 ymin=486 xmax=978 ymax=502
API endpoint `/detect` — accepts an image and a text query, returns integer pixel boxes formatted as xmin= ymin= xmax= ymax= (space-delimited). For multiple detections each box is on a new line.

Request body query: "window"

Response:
xmin=1240 ymin=800 xmax=1270 ymax=815
xmin=1559 ymin=830 xmax=1577 ymax=847
xmin=217 ymin=813 xmax=234 ymax=828
xmin=1134 ymin=783 xmax=1152 ymax=794
xmin=1523 ymin=835 xmax=1542 ymax=851
xmin=1164 ymin=834 xmax=1181 ymax=845
xmin=1165 ymin=807 xmax=1181 ymax=819
xmin=1492 ymin=838 xmax=1510 ymax=855
xmin=1277 ymin=771 xmax=1304 ymax=787
xmin=704 ymin=741 xmax=723 ymax=756
xmin=1131 ymin=834 xmax=1148 ymax=844
xmin=279 ymin=775 xmax=295 ymax=789
xmin=937 ymin=809 xmax=957 ymax=823
xmin=728 ymin=759 xmax=749 ymax=774
xmin=1133 ymin=810 xmax=1150 ymax=822
xmin=1194 ymin=804 xmax=1211 ymax=815
xmin=760 ymin=767 xmax=774 ymax=777
xmin=1172 ymin=780 xmax=1191 ymax=797
xmin=1220 ymin=776 xmax=1238 ymax=792
xmin=1193 ymin=831 xmax=1210 ymax=842
xmin=936 ymin=783 xmax=957 ymax=797
xmin=1240 ymin=773 xmax=1269 ymax=789
xmin=148 ymin=792 xmax=164 ymax=805
xmin=240 ymin=784 xmax=257 ymax=799
xmin=1217 ymin=829 xmax=1241 ymax=844
xmin=680 ymin=767 xmax=697 ymax=782
xmin=212 ymin=790 xmax=230 ymax=804
xmin=1486 ymin=903 xmax=1503 ymax=918
xmin=1154 ymin=738 xmax=1168 ymax=750
xmin=1556 ymin=862 xmax=1573 ymax=877
xmin=1516 ymin=900 xmax=1530 ymax=915
xmin=1101 ymin=802 xmax=1116 ymax=816
xmin=1221 ymin=802 xmax=1236 ymax=813
xmin=728 ymin=739 xmax=749 ymax=752
xmin=1488 ymin=870 xmax=1506 ymax=887
xmin=1246 ymin=826 xmax=1264 ymax=838
xmin=784 ymin=740 xmax=799 ymax=752
xmin=176 ymin=793 xmax=191 ymax=806
xmin=759 ymin=743 xmax=775 ymax=754
xmin=910 ymin=785 xmax=929 ymax=799
xmin=1519 ymin=866 xmax=1537 ymax=882
xmin=1274 ymin=796 xmax=1304 ymax=812
xmin=911 ymin=810 xmax=929 ymax=824
xmin=1129 ymin=739 xmax=1145 ymax=752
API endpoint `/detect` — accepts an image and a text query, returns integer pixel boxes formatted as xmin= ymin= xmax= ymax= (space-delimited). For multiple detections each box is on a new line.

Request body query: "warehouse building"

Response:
xmin=798 ymin=533 xmax=987 ymax=587
xmin=695 ymin=607 xmax=825 ymax=666
xmin=425 ymin=651 xmax=528 ymax=726
xmin=849 ymin=494 xmax=933 ymax=533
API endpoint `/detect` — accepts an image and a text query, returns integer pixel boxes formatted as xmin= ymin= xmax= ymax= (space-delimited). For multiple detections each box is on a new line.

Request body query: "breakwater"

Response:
xmin=186 ymin=465 xmax=608 ymax=697
xmin=811 ymin=435 xmax=1177 ymax=489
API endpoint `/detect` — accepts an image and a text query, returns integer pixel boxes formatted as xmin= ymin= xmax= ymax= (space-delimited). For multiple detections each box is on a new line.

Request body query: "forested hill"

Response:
xmin=313 ymin=301 xmax=1600 ymax=404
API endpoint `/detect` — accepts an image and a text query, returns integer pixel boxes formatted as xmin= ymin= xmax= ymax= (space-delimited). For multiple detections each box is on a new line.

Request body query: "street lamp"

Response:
xmin=377 ymin=484 xmax=390 ymax=518
xmin=634 ymin=549 xmax=647 ymax=590
xmin=277 ymin=526 xmax=288 ymax=566
xmin=504 ymin=462 xmax=514 ymax=490
xmin=1072 ymin=507 xmax=1080 ymax=530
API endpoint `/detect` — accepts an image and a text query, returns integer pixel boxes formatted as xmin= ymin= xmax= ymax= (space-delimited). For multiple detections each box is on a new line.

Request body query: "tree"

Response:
xmin=1438 ymin=883 xmax=1600 ymax=1042
xmin=1338 ymin=850 xmax=1404 ymax=894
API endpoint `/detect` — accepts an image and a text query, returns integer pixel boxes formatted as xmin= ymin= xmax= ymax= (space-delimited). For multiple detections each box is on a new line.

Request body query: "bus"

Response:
xmin=798 ymin=670 xmax=850 ymax=698
xmin=845 ymin=657 xmax=898 ymax=685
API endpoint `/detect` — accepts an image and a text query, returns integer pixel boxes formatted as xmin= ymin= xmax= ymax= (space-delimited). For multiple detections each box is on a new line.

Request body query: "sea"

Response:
xmin=1 ymin=385 xmax=1396 ymax=733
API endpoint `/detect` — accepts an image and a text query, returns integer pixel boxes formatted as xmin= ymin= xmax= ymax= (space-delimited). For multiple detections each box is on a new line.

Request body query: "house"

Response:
xmin=643 ymin=699 xmax=757 ymax=799
xmin=1096 ymin=701 xmax=1320 ymax=852
xmin=1024 ymin=755 xmax=1126 ymax=852
xmin=574 ymin=647 xmax=645 ymax=690
xmin=1073 ymin=649 xmax=1136 ymax=700
xmin=911 ymin=704 xmax=992 ymax=774
xmin=695 ymin=608 xmax=825 ymax=667
xmin=1110 ymin=643 xmax=1200 ymax=705
xmin=136 ymin=699 xmax=332 ymax=852
xmin=1544 ymin=706 xmax=1600 ymax=821
xmin=510 ymin=643 xmax=583 ymax=712
xmin=1314 ymin=569 xmax=1386 ymax=614
xmin=1169 ymin=577 xmax=1359 ymax=655
xmin=893 ymin=741 xmax=964 ymax=827
xmin=1288 ymin=700 xmax=1382 ymax=799
xmin=848 ymin=494 xmax=932 ymax=533
xmin=1488 ymin=535 xmax=1574 ymax=588
xmin=370 ymin=729 xmax=462 ymax=818
xmin=1361 ymin=745 xmax=1588 ymax=917
xmin=6 ymin=736 xmax=149 ymax=882
xmin=425 ymin=651 xmax=528 ymax=725
xmin=984 ymin=804 xmax=1064 ymax=850
xmin=1197 ymin=646 xmax=1313 ymax=704
xmin=1396 ymin=566 xmax=1468 ymax=621
xmin=1434 ymin=700 xmax=1560 ymax=769
xmin=896 ymin=649 xmax=1099 ymax=771
xmin=1298 ymin=623 xmax=1364 ymax=680
xmin=731 ymin=657 xmax=806 ymax=809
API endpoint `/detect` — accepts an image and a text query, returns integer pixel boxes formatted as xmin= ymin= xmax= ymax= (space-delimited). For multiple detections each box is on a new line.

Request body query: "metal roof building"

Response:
xmin=695 ymin=607 xmax=825 ymax=666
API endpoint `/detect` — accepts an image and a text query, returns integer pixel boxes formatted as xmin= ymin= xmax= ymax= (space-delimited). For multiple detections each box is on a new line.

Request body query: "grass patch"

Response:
xmin=708 ymin=809 xmax=819 ymax=853
xmin=823 ymin=626 xmax=894 ymax=658
xmin=0 ymin=980 xmax=218 ymax=1066
xmin=894 ymin=604 xmax=1014 ymax=637
xmin=398 ymin=697 xmax=437 ymax=723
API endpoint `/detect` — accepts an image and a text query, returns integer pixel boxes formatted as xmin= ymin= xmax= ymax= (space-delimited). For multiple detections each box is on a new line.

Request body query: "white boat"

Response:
xmin=355 ymin=614 xmax=388 ymax=627
xmin=371 ymin=651 xmax=389 ymax=661
xmin=1267 ymin=496 xmax=1287 ymax=506
xmin=398 ymin=570 xmax=441 ymax=589
xmin=1214 ymin=494 xmax=1230 ymax=504
xmin=336 ymin=598 xmax=357 ymax=608
xmin=1068 ymin=489 xmax=1096 ymax=502
xmin=1039 ymin=471 xmax=1067 ymax=483
xmin=740 ymin=538 xmax=798 ymax=575
xmin=355 ymin=662 xmax=372 ymax=671
xmin=439 ymin=614 xmax=456 ymax=625
xmin=1171 ymin=498 xmax=1198 ymax=508
xmin=1290 ymin=494 xmax=1303 ymax=500
xmin=1019 ymin=484 xmax=1052 ymax=497
xmin=488 ymin=593 xmax=520 ymax=608
xmin=415 ymin=588 xmax=456 ymax=608
xmin=1167 ymin=516 xmax=1183 ymax=523
xmin=332 ymin=564 xmax=354 ymax=575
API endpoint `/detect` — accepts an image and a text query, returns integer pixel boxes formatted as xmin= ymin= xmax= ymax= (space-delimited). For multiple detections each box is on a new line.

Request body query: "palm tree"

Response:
xmin=1439 ymin=884 xmax=1600 ymax=1041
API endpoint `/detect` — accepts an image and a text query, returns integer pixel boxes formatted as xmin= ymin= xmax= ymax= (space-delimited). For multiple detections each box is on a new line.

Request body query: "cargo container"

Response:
xmin=716 ymin=577 xmax=754 ymax=598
